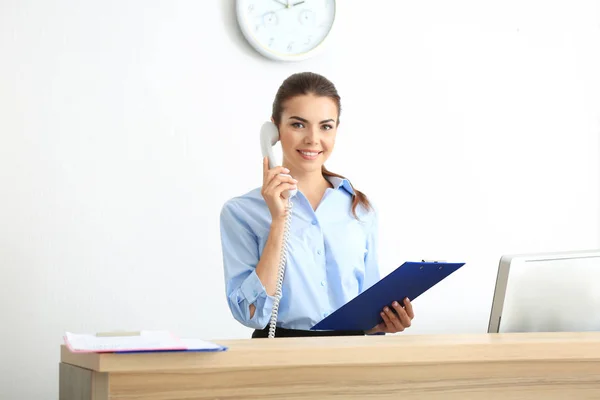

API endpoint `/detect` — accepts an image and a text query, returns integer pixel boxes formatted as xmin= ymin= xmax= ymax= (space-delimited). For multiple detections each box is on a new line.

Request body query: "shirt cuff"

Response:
xmin=240 ymin=269 xmax=267 ymax=304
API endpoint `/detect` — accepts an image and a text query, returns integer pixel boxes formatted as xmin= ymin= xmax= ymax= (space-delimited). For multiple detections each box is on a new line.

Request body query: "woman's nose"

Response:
xmin=304 ymin=127 xmax=319 ymax=143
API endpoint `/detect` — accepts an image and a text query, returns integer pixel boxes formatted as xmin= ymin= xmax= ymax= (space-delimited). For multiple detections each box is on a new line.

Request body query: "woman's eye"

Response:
xmin=291 ymin=122 xmax=304 ymax=128
xmin=322 ymin=124 xmax=333 ymax=130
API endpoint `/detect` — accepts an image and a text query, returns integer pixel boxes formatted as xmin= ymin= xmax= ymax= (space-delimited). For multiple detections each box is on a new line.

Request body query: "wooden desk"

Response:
xmin=59 ymin=332 xmax=600 ymax=399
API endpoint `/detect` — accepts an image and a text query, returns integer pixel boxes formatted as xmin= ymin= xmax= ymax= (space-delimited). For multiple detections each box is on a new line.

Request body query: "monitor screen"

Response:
xmin=488 ymin=250 xmax=600 ymax=333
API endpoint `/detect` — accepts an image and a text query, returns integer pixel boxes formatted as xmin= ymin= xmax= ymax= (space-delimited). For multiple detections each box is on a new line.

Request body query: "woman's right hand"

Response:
xmin=261 ymin=157 xmax=297 ymax=221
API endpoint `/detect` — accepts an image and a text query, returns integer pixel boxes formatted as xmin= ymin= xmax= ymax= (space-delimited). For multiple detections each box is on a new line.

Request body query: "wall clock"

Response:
xmin=236 ymin=0 xmax=337 ymax=61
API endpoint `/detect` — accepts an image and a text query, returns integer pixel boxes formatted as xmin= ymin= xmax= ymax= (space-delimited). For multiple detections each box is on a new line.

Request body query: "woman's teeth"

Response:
xmin=298 ymin=150 xmax=321 ymax=160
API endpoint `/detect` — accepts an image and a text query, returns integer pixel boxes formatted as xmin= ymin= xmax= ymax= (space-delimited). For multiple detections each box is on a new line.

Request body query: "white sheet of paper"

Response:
xmin=64 ymin=330 xmax=184 ymax=352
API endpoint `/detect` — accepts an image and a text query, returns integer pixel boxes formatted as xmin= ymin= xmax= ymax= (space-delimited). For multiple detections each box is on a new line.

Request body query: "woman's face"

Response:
xmin=277 ymin=94 xmax=339 ymax=175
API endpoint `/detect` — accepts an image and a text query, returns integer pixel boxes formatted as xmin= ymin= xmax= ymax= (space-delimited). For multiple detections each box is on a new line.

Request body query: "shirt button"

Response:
xmin=323 ymin=312 xmax=329 ymax=318
xmin=317 ymin=249 xmax=322 ymax=255
xmin=321 ymin=280 xmax=326 ymax=287
xmin=312 ymin=220 xmax=318 ymax=225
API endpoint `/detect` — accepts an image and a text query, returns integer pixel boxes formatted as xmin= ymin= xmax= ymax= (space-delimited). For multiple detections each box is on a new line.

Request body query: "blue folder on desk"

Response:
xmin=310 ymin=261 xmax=465 ymax=331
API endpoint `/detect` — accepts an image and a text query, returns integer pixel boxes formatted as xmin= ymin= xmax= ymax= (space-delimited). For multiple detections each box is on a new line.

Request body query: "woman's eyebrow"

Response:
xmin=289 ymin=116 xmax=308 ymax=123
xmin=289 ymin=116 xmax=335 ymax=124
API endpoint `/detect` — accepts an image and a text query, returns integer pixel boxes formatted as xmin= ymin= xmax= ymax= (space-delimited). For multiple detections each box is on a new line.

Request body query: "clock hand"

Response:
xmin=292 ymin=1 xmax=305 ymax=5
xmin=273 ymin=0 xmax=287 ymax=6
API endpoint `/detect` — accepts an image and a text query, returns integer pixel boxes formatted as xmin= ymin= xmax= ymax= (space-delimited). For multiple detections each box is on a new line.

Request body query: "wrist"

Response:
xmin=270 ymin=216 xmax=287 ymax=231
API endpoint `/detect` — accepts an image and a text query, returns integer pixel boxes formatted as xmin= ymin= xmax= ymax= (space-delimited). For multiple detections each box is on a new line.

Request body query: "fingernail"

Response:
xmin=384 ymin=307 xmax=389 ymax=312
xmin=380 ymin=312 xmax=385 ymax=316
xmin=283 ymin=168 xmax=289 ymax=173
xmin=393 ymin=301 xmax=399 ymax=306
xmin=292 ymin=178 xmax=298 ymax=182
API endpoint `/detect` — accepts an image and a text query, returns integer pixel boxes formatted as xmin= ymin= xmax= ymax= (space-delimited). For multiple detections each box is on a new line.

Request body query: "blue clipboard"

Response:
xmin=310 ymin=261 xmax=465 ymax=331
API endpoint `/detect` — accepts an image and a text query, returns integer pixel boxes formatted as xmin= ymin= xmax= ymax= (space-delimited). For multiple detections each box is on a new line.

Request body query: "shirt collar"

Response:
xmin=326 ymin=175 xmax=355 ymax=195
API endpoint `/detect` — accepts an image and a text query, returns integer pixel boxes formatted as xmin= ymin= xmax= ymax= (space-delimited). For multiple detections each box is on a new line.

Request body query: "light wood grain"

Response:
xmin=59 ymin=332 xmax=600 ymax=400
xmin=61 ymin=331 xmax=600 ymax=372
xmin=59 ymin=363 xmax=108 ymax=400
xmin=106 ymin=361 xmax=600 ymax=400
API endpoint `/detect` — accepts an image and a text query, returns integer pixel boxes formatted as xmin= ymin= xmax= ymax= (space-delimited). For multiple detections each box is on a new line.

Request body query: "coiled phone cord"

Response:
xmin=268 ymin=197 xmax=293 ymax=339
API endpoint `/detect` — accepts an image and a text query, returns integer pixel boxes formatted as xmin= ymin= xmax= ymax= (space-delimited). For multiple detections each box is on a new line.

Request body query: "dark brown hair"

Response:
xmin=272 ymin=72 xmax=372 ymax=218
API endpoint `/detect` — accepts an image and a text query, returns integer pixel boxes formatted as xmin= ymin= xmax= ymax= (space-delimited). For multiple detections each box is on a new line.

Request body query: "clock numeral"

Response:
xmin=269 ymin=37 xmax=274 ymax=47
xmin=248 ymin=4 xmax=254 ymax=13
xmin=287 ymin=42 xmax=294 ymax=52
xmin=304 ymin=36 xmax=312 ymax=45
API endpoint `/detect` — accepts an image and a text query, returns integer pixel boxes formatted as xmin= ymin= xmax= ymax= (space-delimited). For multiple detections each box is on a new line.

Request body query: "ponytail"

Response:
xmin=322 ymin=166 xmax=372 ymax=219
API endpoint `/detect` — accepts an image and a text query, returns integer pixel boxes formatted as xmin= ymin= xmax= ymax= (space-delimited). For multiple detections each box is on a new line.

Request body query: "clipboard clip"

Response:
xmin=421 ymin=260 xmax=448 ymax=270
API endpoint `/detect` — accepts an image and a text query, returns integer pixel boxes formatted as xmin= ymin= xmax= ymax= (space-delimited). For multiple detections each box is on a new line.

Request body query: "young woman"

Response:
xmin=220 ymin=72 xmax=414 ymax=338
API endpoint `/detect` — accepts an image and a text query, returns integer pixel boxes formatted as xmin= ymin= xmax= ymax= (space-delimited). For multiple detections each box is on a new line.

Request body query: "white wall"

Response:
xmin=1 ymin=0 xmax=599 ymax=398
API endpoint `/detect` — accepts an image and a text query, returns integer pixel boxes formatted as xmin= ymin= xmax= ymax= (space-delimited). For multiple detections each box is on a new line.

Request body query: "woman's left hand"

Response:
xmin=366 ymin=298 xmax=414 ymax=334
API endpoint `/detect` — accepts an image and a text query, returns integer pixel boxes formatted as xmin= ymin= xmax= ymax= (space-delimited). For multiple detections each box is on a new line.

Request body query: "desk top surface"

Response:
xmin=60 ymin=331 xmax=600 ymax=373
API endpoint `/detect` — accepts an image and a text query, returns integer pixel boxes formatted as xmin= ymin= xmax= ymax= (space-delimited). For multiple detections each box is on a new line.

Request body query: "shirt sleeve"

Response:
xmin=363 ymin=206 xmax=381 ymax=292
xmin=219 ymin=200 xmax=274 ymax=330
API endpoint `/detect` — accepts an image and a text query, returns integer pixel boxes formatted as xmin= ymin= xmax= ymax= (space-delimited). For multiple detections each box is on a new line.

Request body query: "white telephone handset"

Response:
xmin=259 ymin=121 xmax=296 ymax=338
xmin=260 ymin=121 xmax=298 ymax=198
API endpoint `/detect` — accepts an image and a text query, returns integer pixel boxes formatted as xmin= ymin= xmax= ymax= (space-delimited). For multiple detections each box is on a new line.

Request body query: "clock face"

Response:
xmin=236 ymin=0 xmax=336 ymax=60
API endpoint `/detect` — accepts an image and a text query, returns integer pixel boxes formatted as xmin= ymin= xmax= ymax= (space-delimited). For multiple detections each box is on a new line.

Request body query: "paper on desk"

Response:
xmin=64 ymin=330 xmax=186 ymax=353
xmin=178 ymin=338 xmax=228 ymax=352
xmin=64 ymin=331 xmax=228 ymax=353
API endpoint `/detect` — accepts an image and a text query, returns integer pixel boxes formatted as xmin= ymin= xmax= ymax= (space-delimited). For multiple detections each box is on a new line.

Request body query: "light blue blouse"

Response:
xmin=219 ymin=176 xmax=380 ymax=331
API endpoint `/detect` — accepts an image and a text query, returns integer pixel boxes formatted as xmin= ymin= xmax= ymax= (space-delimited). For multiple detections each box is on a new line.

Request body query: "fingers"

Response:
xmin=366 ymin=322 xmax=386 ymax=335
xmin=261 ymin=157 xmax=297 ymax=200
xmin=262 ymin=157 xmax=269 ymax=180
xmin=262 ymin=156 xmax=289 ymax=178
xmin=266 ymin=166 xmax=287 ymax=179
xmin=264 ymin=174 xmax=297 ymax=195
xmin=265 ymin=170 xmax=293 ymax=190
xmin=404 ymin=297 xmax=414 ymax=319
xmin=382 ymin=306 xmax=404 ymax=332
xmin=379 ymin=300 xmax=414 ymax=333
xmin=274 ymin=183 xmax=298 ymax=199
xmin=391 ymin=301 xmax=412 ymax=328
xmin=266 ymin=173 xmax=297 ymax=186
xmin=380 ymin=310 xmax=395 ymax=332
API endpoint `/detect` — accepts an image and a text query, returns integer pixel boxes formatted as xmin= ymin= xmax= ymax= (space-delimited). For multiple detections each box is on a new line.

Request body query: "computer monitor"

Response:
xmin=488 ymin=249 xmax=600 ymax=333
